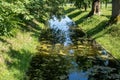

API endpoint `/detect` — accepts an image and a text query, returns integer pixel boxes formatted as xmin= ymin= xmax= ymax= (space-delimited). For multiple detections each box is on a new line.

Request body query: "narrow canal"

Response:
xmin=25 ymin=16 xmax=120 ymax=80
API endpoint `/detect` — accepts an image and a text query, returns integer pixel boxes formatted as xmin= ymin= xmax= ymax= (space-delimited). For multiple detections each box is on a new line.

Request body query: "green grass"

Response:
xmin=65 ymin=4 xmax=120 ymax=59
xmin=0 ymin=30 xmax=39 ymax=80
xmin=0 ymin=4 xmax=120 ymax=80
xmin=96 ymin=24 xmax=120 ymax=59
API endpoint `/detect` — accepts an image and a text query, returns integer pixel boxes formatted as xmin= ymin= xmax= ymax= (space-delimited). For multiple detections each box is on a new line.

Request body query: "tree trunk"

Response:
xmin=83 ymin=2 xmax=87 ymax=11
xmin=111 ymin=0 xmax=120 ymax=23
xmin=105 ymin=0 xmax=108 ymax=8
xmin=88 ymin=0 xmax=100 ymax=17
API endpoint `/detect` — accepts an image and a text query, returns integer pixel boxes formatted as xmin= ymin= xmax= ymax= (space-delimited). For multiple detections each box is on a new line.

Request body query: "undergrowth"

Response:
xmin=0 ymin=30 xmax=39 ymax=80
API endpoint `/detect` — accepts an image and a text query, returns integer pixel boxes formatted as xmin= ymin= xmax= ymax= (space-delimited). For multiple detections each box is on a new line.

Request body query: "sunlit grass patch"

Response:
xmin=0 ymin=31 xmax=39 ymax=80
xmin=96 ymin=23 xmax=120 ymax=59
xmin=65 ymin=5 xmax=120 ymax=59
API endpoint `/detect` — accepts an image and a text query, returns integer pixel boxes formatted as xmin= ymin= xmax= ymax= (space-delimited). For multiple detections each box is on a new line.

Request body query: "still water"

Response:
xmin=49 ymin=15 xmax=89 ymax=80
xmin=25 ymin=16 xmax=120 ymax=80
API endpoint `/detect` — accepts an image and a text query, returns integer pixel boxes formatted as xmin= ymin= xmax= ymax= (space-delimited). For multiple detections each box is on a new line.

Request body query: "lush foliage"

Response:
xmin=1 ymin=1 xmax=120 ymax=80
xmin=0 ymin=0 xmax=117 ymax=35
xmin=0 ymin=0 xmax=67 ymax=36
xmin=0 ymin=0 xmax=29 ymax=35
xmin=72 ymin=0 xmax=111 ymax=10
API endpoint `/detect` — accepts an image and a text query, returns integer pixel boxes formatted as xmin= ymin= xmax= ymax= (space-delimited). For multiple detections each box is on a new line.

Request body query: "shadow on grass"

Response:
xmin=0 ymin=37 xmax=11 ymax=45
xmin=75 ymin=13 xmax=88 ymax=25
xmin=87 ymin=20 xmax=108 ymax=38
xmin=65 ymin=7 xmax=76 ymax=14
xmin=5 ymin=47 xmax=33 ymax=79
xmin=20 ymin=20 xmax=42 ymax=39
xmin=101 ymin=14 xmax=111 ymax=19
xmin=21 ymin=21 xmax=41 ymax=32
xmin=68 ymin=11 xmax=83 ymax=19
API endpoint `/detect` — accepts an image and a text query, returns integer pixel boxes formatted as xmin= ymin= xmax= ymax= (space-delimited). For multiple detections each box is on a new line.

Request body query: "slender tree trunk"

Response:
xmin=83 ymin=2 xmax=87 ymax=11
xmin=88 ymin=1 xmax=91 ymax=8
xmin=88 ymin=0 xmax=100 ymax=17
xmin=111 ymin=0 xmax=120 ymax=23
xmin=105 ymin=0 xmax=108 ymax=8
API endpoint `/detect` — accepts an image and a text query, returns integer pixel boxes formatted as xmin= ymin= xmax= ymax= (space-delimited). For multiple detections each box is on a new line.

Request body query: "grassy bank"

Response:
xmin=65 ymin=5 xmax=120 ymax=59
xmin=0 ymin=4 xmax=120 ymax=80
xmin=0 ymin=30 xmax=39 ymax=80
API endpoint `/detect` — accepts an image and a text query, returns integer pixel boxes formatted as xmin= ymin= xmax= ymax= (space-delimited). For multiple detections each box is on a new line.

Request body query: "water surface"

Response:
xmin=25 ymin=16 xmax=120 ymax=80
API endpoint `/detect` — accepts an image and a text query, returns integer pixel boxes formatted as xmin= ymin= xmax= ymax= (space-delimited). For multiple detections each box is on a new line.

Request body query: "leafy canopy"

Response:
xmin=0 ymin=0 xmax=67 ymax=35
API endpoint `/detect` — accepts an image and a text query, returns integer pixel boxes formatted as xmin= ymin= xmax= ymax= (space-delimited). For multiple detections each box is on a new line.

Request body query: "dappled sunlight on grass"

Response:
xmin=68 ymin=11 xmax=83 ymax=19
xmin=0 ymin=31 xmax=39 ymax=80
xmin=2 ymin=32 xmax=38 ymax=51
xmin=39 ymin=6 xmax=120 ymax=61
xmin=96 ymin=32 xmax=120 ymax=59
xmin=86 ymin=20 xmax=108 ymax=37
xmin=64 ymin=5 xmax=120 ymax=60
xmin=5 ymin=48 xmax=32 ymax=80
xmin=64 ymin=7 xmax=77 ymax=15
xmin=65 ymin=8 xmax=90 ymax=25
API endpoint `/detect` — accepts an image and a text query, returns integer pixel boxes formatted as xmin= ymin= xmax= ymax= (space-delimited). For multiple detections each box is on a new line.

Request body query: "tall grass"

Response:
xmin=0 ymin=30 xmax=39 ymax=80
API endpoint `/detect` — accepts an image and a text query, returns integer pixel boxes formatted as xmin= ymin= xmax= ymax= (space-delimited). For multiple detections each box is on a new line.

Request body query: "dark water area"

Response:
xmin=25 ymin=16 xmax=120 ymax=80
xmin=25 ymin=29 xmax=120 ymax=80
